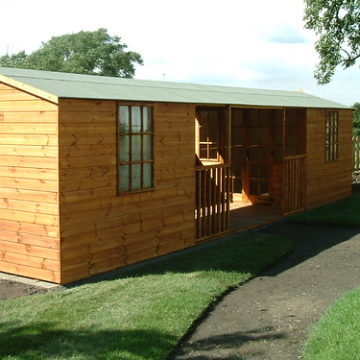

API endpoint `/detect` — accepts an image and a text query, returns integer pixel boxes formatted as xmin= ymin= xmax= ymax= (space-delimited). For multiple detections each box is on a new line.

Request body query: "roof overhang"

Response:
xmin=0 ymin=74 xmax=58 ymax=104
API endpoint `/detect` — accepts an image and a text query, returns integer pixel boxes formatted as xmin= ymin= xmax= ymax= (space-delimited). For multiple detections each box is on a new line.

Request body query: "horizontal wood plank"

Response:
xmin=0 ymin=166 xmax=58 ymax=180
xmin=0 ymin=155 xmax=58 ymax=169
xmin=0 ymin=260 xmax=60 ymax=283
xmin=0 ymin=123 xmax=58 ymax=134
xmin=0 ymin=229 xmax=60 ymax=249
xmin=0 ymin=145 xmax=57 ymax=157
xmin=0 ymin=198 xmax=58 ymax=215
xmin=0 ymin=208 xmax=59 ymax=226
xmin=0 ymin=187 xmax=58 ymax=203
xmin=0 ymin=134 xmax=58 ymax=145
xmin=0 ymin=100 xmax=58 ymax=112
xmin=0 ymin=111 xmax=57 ymax=123
xmin=59 ymin=99 xmax=116 ymax=112
xmin=0 ymin=177 xmax=58 ymax=191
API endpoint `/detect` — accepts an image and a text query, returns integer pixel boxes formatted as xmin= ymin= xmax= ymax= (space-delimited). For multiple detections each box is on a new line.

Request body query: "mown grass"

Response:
xmin=298 ymin=189 xmax=360 ymax=359
xmin=304 ymin=285 xmax=360 ymax=360
xmin=0 ymin=232 xmax=291 ymax=360
xmin=290 ymin=193 xmax=360 ymax=227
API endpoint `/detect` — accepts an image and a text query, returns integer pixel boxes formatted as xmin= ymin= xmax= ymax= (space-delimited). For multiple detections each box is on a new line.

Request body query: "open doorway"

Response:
xmin=230 ymin=108 xmax=283 ymax=230
xmin=194 ymin=106 xmax=306 ymax=239
xmin=229 ymin=107 xmax=306 ymax=231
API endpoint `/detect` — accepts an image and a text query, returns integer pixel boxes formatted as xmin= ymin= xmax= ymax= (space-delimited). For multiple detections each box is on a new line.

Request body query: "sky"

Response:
xmin=0 ymin=0 xmax=358 ymax=105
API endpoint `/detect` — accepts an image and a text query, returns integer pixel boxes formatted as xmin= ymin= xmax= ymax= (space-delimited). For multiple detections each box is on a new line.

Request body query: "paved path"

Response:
xmin=172 ymin=223 xmax=360 ymax=360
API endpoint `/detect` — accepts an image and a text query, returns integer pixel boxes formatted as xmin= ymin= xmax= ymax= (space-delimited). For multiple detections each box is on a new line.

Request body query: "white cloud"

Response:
xmin=0 ymin=0 xmax=358 ymax=105
xmin=265 ymin=24 xmax=308 ymax=44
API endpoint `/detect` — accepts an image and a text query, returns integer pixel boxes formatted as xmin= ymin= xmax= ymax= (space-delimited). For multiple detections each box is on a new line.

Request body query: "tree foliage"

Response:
xmin=0 ymin=28 xmax=143 ymax=78
xmin=304 ymin=0 xmax=360 ymax=84
xmin=353 ymin=102 xmax=360 ymax=135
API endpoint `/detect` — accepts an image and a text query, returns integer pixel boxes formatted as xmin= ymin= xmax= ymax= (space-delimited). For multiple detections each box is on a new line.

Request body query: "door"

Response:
xmin=245 ymin=110 xmax=272 ymax=203
xmin=230 ymin=109 xmax=245 ymax=200
xmin=231 ymin=109 xmax=272 ymax=204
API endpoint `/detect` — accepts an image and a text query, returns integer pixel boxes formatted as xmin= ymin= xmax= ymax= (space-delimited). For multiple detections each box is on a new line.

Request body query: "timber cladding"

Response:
xmin=0 ymin=89 xmax=197 ymax=284
xmin=0 ymin=73 xmax=354 ymax=285
xmin=58 ymin=99 xmax=196 ymax=284
xmin=0 ymin=83 xmax=60 ymax=283
xmin=306 ymin=108 xmax=353 ymax=208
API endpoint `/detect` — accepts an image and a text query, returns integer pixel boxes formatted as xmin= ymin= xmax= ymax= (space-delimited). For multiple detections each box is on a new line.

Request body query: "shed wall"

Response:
xmin=59 ymin=99 xmax=196 ymax=284
xmin=0 ymin=83 xmax=60 ymax=282
xmin=306 ymin=108 xmax=353 ymax=208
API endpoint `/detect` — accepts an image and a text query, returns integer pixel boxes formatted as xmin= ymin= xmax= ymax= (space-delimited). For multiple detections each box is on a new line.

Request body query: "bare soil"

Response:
xmin=171 ymin=223 xmax=360 ymax=360
xmin=0 ymin=279 xmax=47 ymax=300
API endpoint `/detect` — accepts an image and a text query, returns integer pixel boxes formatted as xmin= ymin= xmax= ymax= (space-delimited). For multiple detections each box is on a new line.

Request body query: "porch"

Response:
xmin=195 ymin=106 xmax=306 ymax=240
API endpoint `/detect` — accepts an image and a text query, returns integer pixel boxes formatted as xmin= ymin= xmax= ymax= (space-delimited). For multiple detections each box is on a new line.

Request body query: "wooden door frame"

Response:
xmin=281 ymin=108 xmax=307 ymax=214
xmin=230 ymin=107 xmax=277 ymax=204
xmin=194 ymin=105 xmax=232 ymax=239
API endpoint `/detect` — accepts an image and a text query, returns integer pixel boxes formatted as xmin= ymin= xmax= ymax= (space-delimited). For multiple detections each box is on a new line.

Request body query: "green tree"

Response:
xmin=0 ymin=28 xmax=143 ymax=78
xmin=353 ymin=102 xmax=360 ymax=135
xmin=304 ymin=0 xmax=360 ymax=84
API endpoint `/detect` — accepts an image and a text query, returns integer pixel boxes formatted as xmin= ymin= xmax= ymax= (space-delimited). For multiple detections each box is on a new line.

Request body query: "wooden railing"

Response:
xmin=195 ymin=164 xmax=231 ymax=239
xmin=353 ymin=136 xmax=360 ymax=171
xmin=283 ymin=154 xmax=306 ymax=215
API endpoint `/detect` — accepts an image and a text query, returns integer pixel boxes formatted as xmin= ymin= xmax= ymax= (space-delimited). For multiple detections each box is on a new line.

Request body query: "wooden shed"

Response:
xmin=0 ymin=67 xmax=353 ymax=284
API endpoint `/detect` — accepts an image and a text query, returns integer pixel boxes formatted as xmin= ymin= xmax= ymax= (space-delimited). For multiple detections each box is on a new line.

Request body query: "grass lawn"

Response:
xmin=304 ymin=285 xmax=360 ymax=360
xmin=290 ymin=193 xmax=360 ymax=227
xmin=298 ymin=190 xmax=360 ymax=359
xmin=0 ymin=232 xmax=291 ymax=360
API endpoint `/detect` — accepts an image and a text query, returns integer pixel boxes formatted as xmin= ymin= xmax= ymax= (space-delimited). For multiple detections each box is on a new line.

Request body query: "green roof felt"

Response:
xmin=0 ymin=67 xmax=350 ymax=109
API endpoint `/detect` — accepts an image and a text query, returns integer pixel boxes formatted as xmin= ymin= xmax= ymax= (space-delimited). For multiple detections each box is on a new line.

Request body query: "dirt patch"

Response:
xmin=171 ymin=223 xmax=360 ymax=360
xmin=0 ymin=279 xmax=48 ymax=300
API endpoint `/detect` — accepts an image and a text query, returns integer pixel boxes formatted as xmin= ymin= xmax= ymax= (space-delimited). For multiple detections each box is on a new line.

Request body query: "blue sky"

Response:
xmin=0 ymin=0 xmax=359 ymax=105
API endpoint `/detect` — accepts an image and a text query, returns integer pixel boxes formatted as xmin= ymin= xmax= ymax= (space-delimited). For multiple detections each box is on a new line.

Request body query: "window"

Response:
xmin=325 ymin=111 xmax=339 ymax=162
xmin=198 ymin=109 xmax=220 ymax=161
xmin=196 ymin=108 xmax=228 ymax=164
xmin=118 ymin=105 xmax=153 ymax=193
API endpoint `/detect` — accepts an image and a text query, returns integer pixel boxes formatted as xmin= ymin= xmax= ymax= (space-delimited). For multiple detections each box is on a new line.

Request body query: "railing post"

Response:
xmin=283 ymin=155 xmax=306 ymax=215
xmin=195 ymin=164 xmax=230 ymax=240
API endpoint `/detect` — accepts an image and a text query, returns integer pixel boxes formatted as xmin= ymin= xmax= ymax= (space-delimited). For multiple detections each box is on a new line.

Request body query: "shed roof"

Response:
xmin=0 ymin=67 xmax=350 ymax=109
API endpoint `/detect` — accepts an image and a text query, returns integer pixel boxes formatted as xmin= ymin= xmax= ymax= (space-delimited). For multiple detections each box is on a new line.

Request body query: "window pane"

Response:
xmin=119 ymin=135 xmax=130 ymax=162
xmin=119 ymin=106 xmax=130 ymax=133
xmin=131 ymin=106 xmax=141 ymax=132
xmin=132 ymin=135 xmax=141 ymax=161
xmin=132 ymin=164 xmax=141 ymax=190
xmin=143 ymin=163 xmax=153 ymax=188
xmin=143 ymin=107 xmax=152 ymax=132
xmin=209 ymin=145 xmax=218 ymax=159
xmin=200 ymin=144 xmax=207 ymax=158
xmin=118 ymin=105 xmax=154 ymax=194
xmin=143 ymin=135 xmax=152 ymax=160
xmin=325 ymin=111 xmax=339 ymax=162
xmin=119 ymin=165 xmax=129 ymax=192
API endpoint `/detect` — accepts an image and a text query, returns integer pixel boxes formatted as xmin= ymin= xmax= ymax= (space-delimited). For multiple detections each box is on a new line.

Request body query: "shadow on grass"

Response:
xmin=262 ymin=223 xmax=360 ymax=277
xmin=67 ymin=222 xmax=360 ymax=288
xmin=172 ymin=327 xmax=286 ymax=360
xmin=0 ymin=321 xmax=177 ymax=360
xmin=289 ymin=192 xmax=360 ymax=227
xmin=66 ymin=234 xmax=292 ymax=288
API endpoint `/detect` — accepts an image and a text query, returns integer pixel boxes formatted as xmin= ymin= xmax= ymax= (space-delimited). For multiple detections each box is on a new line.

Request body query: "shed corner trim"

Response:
xmin=0 ymin=74 xmax=59 ymax=104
